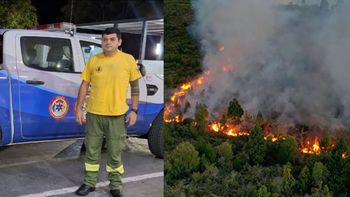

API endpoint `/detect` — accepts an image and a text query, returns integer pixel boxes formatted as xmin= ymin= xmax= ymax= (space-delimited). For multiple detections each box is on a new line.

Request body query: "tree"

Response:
xmin=298 ymin=165 xmax=310 ymax=194
xmin=0 ymin=0 xmax=38 ymax=28
xmin=282 ymin=164 xmax=296 ymax=196
xmin=255 ymin=185 xmax=271 ymax=197
xmin=308 ymin=162 xmax=333 ymax=197
xmin=232 ymin=153 xmax=244 ymax=171
xmin=165 ymin=181 xmax=185 ymax=197
xmin=165 ymin=141 xmax=200 ymax=180
xmin=216 ymin=141 xmax=233 ymax=161
xmin=274 ymin=136 xmax=298 ymax=164
xmin=194 ymin=104 xmax=209 ymax=132
xmin=320 ymin=129 xmax=330 ymax=151
xmin=196 ymin=137 xmax=216 ymax=164
xmin=331 ymin=136 xmax=348 ymax=156
xmin=227 ymin=98 xmax=244 ymax=119
xmin=327 ymin=136 xmax=348 ymax=194
xmin=164 ymin=122 xmax=175 ymax=151
xmin=312 ymin=162 xmax=324 ymax=188
xmin=244 ymin=124 xmax=266 ymax=165
xmin=342 ymin=157 xmax=350 ymax=195
xmin=216 ymin=142 xmax=233 ymax=171
xmin=164 ymin=0 xmax=201 ymax=87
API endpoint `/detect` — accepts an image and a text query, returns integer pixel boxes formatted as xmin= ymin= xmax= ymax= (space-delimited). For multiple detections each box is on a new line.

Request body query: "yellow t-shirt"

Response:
xmin=81 ymin=51 xmax=141 ymax=116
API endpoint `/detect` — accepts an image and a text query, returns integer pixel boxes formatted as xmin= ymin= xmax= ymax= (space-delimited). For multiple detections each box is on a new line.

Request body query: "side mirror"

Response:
xmin=137 ymin=63 xmax=146 ymax=77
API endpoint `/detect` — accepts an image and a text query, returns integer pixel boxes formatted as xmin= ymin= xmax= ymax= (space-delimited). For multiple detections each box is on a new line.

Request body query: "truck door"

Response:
xmin=15 ymin=34 xmax=83 ymax=141
xmin=0 ymin=33 xmax=13 ymax=145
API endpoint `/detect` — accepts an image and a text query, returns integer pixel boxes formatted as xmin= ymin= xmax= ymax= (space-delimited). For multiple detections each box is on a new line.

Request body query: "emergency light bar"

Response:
xmin=30 ymin=22 xmax=76 ymax=35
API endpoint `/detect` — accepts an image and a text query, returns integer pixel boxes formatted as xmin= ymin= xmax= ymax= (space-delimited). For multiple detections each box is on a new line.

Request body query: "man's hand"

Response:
xmin=75 ymin=81 xmax=89 ymax=125
xmin=75 ymin=107 xmax=86 ymax=125
xmin=125 ymin=111 xmax=137 ymax=127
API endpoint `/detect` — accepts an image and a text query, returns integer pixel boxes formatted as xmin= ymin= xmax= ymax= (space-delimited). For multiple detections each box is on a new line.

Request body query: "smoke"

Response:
xmin=186 ymin=0 xmax=350 ymax=128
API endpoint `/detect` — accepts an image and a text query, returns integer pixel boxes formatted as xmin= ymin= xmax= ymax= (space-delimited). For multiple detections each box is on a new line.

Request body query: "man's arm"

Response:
xmin=126 ymin=79 xmax=140 ymax=126
xmin=130 ymin=79 xmax=140 ymax=110
xmin=75 ymin=80 xmax=90 ymax=125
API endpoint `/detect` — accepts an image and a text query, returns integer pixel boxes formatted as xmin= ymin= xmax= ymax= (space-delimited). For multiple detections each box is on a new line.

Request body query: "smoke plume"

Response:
xmin=186 ymin=0 xmax=350 ymax=128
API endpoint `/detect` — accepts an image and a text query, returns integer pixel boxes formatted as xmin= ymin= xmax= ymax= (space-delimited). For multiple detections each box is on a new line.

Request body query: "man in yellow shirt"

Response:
xmin=75 ymin=28 xmax=141 ymax=197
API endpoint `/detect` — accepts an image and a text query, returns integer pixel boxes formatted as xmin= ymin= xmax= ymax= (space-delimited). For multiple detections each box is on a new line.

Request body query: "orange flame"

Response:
xmin=264 ymin=135 xmax=279 ymax=142
xmin=342 ymin=152 xmax=347 ymax=159
xmin=164 ymin=73 xmax=209 ymax=123
xmin=210 ymin=123 xmax=222 ymax=132
xmin=181 ymin=83 xmax=191 ymax=90
xmin=197 ymin=77 xmax=204 ymax=85
xmin=301 ymin=137 xmax=321 ymax=155
xmin=208 ymin=122 xmax=249 ymax=137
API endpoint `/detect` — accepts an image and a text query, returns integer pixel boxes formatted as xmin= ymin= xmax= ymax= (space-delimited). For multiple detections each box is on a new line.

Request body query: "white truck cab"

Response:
xmin=0 ymin=19 xmax=164 ymax=157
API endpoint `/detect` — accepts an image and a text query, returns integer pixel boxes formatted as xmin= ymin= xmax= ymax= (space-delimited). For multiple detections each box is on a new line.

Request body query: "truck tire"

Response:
xmin=148 ymin=110 xmax=163 ymax=158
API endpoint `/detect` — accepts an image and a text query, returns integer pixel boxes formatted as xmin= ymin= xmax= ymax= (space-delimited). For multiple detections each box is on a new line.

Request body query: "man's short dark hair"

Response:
xmin=102 ymin=27 xmax=121 ymax=39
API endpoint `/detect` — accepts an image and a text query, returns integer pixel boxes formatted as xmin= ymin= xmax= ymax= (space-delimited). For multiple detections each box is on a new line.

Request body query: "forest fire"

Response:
xmin=165 ymin=77 xmax=349 ymax=158
xmin=164 ymin=71 xmax=211 ymax=124
xmin=164 ymin=1 xmax=350 ymax=195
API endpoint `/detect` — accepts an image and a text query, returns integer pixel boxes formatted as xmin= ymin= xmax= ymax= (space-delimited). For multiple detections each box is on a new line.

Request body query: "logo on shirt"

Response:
xmin=49 ymin=96 xmax=69 ymax=120
xmin=96 ymin=66 xmax=103 ymax=72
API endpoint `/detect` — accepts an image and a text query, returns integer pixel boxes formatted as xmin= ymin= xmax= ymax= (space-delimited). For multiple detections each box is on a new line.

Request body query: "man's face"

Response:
xmin=101 ymin=33 xmax=121 ymax=53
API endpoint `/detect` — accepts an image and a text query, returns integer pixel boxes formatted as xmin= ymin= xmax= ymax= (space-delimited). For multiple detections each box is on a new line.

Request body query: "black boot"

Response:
xmin=75 ymin=184 xmax=95 ymax=196
xmin=110 ymin=189 xmax=122 ymax=197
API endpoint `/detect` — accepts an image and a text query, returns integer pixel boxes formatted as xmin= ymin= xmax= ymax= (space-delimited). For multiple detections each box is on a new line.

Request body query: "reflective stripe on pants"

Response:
xmin=85 ymin=163 xmax=100 ymax=172
xmin=106 ymin=164 xmax=124 ymax=174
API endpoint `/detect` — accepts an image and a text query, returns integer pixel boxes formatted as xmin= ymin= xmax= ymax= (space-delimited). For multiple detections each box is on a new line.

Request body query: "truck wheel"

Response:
xmin=148 ymin=110 xmax=163 ymax=158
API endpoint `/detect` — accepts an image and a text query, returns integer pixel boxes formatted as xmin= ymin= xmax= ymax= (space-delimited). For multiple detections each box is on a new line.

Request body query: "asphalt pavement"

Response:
xmin=0 ymin=138 xmax=163 ymax=197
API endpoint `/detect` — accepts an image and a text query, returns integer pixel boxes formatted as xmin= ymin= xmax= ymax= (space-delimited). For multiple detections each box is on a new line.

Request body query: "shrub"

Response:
xmin=216 ymin=141 xmax=233 ymax=162
xmin=166 ymin=141 xmax=200 ymax=179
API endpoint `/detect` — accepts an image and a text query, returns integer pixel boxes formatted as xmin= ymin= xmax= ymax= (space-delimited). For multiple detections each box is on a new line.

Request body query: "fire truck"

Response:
xmin=0 ymin=19 xmax=164 ymax=157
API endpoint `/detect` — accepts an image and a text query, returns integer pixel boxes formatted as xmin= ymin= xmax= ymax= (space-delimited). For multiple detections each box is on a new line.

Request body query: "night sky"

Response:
xmin=30 ymin=0 xmax=163 ymax=25
xmin=31 ymin=0 xmax=68 ymax=24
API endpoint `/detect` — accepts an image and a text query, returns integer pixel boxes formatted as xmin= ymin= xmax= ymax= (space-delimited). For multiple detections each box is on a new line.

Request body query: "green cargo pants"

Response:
xmin=83 ymin=112 xmax=126 ymax=190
